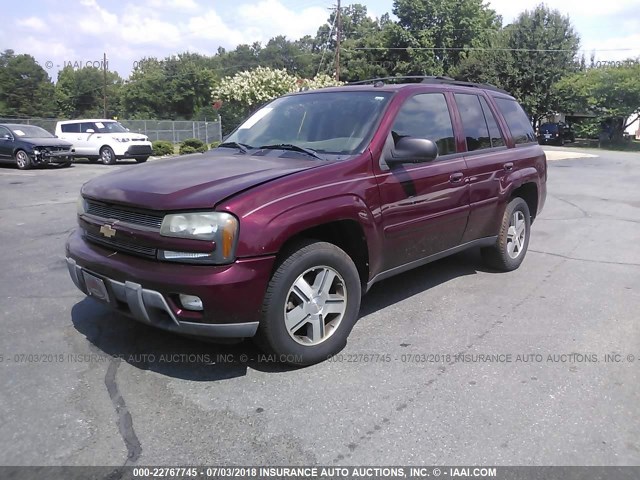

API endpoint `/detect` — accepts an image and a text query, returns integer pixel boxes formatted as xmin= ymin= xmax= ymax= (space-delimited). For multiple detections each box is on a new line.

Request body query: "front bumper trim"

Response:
xmin=66 ymin=257 xmax=259 ymax=338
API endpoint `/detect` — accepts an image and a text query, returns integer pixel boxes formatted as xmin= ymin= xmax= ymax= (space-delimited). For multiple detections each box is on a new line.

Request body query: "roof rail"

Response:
xmin=347 ymin=76 xmax=454 ymax=85
xmin=347 ymin=75 xmax=509 ymax=95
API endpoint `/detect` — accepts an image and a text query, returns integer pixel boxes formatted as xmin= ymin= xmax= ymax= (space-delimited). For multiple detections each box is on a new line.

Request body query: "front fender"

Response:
xmin=235 ymin=194 xmax=382 ymax=276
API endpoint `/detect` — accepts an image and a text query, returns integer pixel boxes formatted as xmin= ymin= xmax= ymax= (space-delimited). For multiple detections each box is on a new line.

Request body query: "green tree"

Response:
xmin=0 ymin=49 xmax=56 ymax=117
xmin=314 ymin=4 xmax=391 ymax=81
xmin=120 ymin=54 xmax=215 ymax=119
xmin=391 ymin=0 xmax=501 ymax=76
xmin=55 ymin=66 xmax=123 ymax=118
xmin=554 ymin=63 xmax=640 ymax=140
xmin=455 ymin=4 xmax=580 ymax=125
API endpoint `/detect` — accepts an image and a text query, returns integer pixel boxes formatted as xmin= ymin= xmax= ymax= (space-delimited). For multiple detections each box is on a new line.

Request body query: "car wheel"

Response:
xmin=256 ymin=240 xmax=362 ymax=366
xmin=100 ymin=146 xmax=116 ymax=165
xmin=56 ymin=161 xmax=72 ymax=168
xmin=87 ymin=156 xmax=99 ymax=163
xmin=482 ymin=197 xmax=531 ymax=272
xmin=136 ymin=157 xmax=148 ymax=163
xmin=15 ymin=150 xmax=32 ymax=170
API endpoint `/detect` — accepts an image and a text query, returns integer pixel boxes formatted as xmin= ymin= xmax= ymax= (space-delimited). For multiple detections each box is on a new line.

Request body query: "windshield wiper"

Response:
xmin=258 ymin=143 xmax=322 ymax=159
xmin=218 ymin=141 xmax=251 ymax=153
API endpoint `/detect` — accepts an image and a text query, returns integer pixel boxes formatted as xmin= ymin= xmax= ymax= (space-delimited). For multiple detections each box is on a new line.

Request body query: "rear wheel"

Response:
xmin=100 ymin=146 xmax=116 ymax=165
xmin=482 ymin=197 xmax=531 ymax=271
xmin=136 ymin=157 xmax=148 ymax=163
xmin=256 ymin=240 xmax=361 ymax=366
xmin=15 ymin=150 xmax=32 ymax=170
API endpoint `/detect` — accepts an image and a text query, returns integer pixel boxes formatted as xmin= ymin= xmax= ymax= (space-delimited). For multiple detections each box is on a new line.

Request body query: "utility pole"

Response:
xmin=103 ymin=52 xmax=107 ymax=118
xmin=334 ymin=0 xmax=341 ymax=81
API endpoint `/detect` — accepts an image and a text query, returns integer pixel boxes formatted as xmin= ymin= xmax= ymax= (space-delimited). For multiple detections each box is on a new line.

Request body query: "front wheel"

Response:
xmin=100 ymin=146 xmax=117 ymax=165
xmin=482 ymin=197 xmax=531 ymax=272
xmin=136 ymin=157 xmax=148 ymax=163
xmin=256 ymin=240 xmax=362 ymax=366
xmin=15 ymin=150 xmax=32 ymax=170
xmin=56 ymin=161 xmax=72 ymax=168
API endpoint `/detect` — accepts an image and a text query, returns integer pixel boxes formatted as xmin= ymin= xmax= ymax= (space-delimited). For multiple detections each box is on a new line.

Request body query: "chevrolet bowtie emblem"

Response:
xmin=100 ymin=224 xmax=116 ymax=238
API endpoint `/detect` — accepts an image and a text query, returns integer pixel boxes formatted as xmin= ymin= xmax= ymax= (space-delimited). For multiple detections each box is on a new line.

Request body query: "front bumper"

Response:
xmin=65 ymin=229 xmax=275 ymax=338
xmin=119 ymin=143 xmax=152 ymax=158
xmin=31 ymin=150 xmax=72 ymax=164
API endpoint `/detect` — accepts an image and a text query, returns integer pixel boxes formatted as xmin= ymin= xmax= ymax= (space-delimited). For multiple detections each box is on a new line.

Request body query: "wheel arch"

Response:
xmin=276 ymin=219 xmax=370 ymax=290
xmin=510 ymin=182 xmax=539 ymax=222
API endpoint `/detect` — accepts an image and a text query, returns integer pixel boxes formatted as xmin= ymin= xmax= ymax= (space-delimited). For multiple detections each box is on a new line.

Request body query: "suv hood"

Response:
xmin=81 ymin=152 xmax=324 ymax=211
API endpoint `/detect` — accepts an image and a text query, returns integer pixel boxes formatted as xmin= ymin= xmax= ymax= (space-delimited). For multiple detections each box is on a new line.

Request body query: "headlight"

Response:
xmin=159 ymin=212 xmax=239 ymax=264
xmin=77 ymin=196 xmax=87 ymax=216
xmin=116 ymin=137 xmax=130 ymax=142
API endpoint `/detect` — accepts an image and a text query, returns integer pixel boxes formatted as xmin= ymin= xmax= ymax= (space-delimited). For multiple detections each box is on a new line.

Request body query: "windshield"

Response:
xmin=9 ymin=125 xmax=54 ymax=138
xmin=93 ymin=121 xmax=128 ymax=133
xmin=224 ymin=91 xmax=393 ymax=155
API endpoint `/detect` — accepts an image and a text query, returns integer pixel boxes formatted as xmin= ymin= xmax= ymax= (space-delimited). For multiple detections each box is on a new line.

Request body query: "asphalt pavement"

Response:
xmin=0 ymin=149 xmax=638 ymax=467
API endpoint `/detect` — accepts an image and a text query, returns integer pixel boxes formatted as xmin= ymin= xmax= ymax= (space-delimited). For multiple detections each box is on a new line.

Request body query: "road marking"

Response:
xmin=543 ymin=149 xmax=598 ymax=161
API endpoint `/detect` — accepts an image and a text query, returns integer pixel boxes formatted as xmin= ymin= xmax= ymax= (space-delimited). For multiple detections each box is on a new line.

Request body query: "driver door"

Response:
xmin=374 ymin=92 xmax=470 ymax=271
xmin=0 ymin=126 xmax=14 ymax=161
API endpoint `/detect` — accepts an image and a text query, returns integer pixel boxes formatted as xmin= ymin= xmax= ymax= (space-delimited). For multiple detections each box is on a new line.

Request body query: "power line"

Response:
xmin=345 ymin=46 xmax=640 ymax=53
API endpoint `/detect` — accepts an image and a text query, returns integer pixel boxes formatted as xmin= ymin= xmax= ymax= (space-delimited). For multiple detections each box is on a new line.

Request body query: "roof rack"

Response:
xmin=347 ymin=75 xmax=509 ymax=95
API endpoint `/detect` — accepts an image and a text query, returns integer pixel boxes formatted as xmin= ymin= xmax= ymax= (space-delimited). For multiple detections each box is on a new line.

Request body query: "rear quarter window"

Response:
xmin=61 ymin=123 xmax=80 ymax=133
xmin=494 ymin=98 xmax=536 ymax=145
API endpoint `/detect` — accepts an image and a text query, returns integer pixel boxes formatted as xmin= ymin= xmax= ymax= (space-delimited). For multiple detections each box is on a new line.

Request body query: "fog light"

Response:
xmin=179 ymin=294 xmax=203 ymax=311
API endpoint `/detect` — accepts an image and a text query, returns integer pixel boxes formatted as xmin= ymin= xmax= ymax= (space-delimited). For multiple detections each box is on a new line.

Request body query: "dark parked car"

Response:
xmin=66 ymin=77 xmax=547 ymax=365
xmin=0 ymin=124 xmax=73 ymax=169
xmin=537 ymin=122 xmax=575 ymax=145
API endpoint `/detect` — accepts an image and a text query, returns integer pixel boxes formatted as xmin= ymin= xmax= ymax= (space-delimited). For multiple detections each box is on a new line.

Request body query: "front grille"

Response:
xmin=85 ymin=232 xmax=157 ymax=258
xmin=86 ymin=201 xmax=163 ymax=229
xmin=127 ymin=145 xmax=152 ymax=154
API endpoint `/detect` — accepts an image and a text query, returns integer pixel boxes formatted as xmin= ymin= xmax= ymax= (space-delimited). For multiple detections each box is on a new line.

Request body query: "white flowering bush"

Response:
xmin=211 ymin=67 xmax=344 ymax=134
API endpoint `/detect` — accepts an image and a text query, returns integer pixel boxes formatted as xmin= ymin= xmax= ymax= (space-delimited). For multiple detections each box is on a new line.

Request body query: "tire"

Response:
xmin=256 ymin=240 xmax=362 ymax=366
xmin=87 ymin=156 xmax=99 ymax=163
xmin=136 ymin=157 xmax=148 ymax=163
xmin=482 ymin=197 xmax=531 ymax=272
xmin=56 ymin=161 xmax=72 ymax=168
xmin=100 ymin=146 xmax=117 ymax=165
xmin=15 ymin=150 xmax=32 ymax=170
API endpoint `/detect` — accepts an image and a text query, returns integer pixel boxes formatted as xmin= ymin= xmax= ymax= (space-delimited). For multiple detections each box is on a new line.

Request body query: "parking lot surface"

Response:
xmin=0 ymin=150 xmax=638 ymax=466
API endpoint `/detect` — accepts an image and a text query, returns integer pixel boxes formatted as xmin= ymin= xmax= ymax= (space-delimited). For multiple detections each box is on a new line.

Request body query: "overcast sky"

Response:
xmin=2 ymin=0 xmax=639 ymax=80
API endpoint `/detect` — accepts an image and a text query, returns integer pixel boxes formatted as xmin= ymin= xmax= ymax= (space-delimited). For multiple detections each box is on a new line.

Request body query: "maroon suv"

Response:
xmin=66 ymin=77 xmax=547 ymax=365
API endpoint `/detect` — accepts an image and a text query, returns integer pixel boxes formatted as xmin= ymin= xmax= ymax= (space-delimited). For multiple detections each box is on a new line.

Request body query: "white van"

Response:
xmin=55 ymin=119 xmax=152 ymax=164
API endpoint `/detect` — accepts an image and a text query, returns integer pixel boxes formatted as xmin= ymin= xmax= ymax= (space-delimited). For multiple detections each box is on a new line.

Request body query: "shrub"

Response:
xmin=152 ymin=140 xmax=174 ymax=156
xmin=179 ymin=138 xmax=207 ymax=155
xmin=210 ymin=141 xmax=220 ymax=149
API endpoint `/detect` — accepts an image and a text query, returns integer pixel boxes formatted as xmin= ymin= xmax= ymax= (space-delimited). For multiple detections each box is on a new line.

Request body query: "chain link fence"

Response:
xmin=0 ymin=117 xmax=223 ymax=144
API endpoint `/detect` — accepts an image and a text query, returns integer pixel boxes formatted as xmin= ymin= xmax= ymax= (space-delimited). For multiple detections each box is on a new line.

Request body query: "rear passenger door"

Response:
xmin=453 ymin=93 xmax=512 ymax=243
xmin=375 ymin=92 xmax=470 ymax=271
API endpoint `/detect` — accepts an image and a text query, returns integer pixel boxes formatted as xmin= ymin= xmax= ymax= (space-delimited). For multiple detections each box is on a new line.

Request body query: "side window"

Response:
xmin=80 ymin=122 xmax=96 ymax=133
xmin=0 ymin=126 xmax=11 ymax=138
xmin=61 ymin=123 xmax=80 ymax=133
xmin=479 ymin=97 xmax=505 ymax=147
xmin=494 ymin=98 xmax=536 ymax=144
xmin=391 ymin=93 xmax=456 ymax=156
xmin=454 ymin=93 xmax=491 ymax=151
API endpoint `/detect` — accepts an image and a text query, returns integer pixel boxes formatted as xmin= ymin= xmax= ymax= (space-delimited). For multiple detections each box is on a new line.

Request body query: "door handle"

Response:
xmin=449 ymin=172 xmax=464 ymax=183
xmin=503 ymin=162 xmax=514 ymax=171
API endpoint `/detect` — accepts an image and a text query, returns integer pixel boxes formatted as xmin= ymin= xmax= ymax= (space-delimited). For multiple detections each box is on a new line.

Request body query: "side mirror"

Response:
xmin=1 ymin=134 xmax=11 ymax=140
xmin=387 ymin=137 xmax=438 ymax=165
xmin=86 ymin=129 xmax=95 ymax=133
